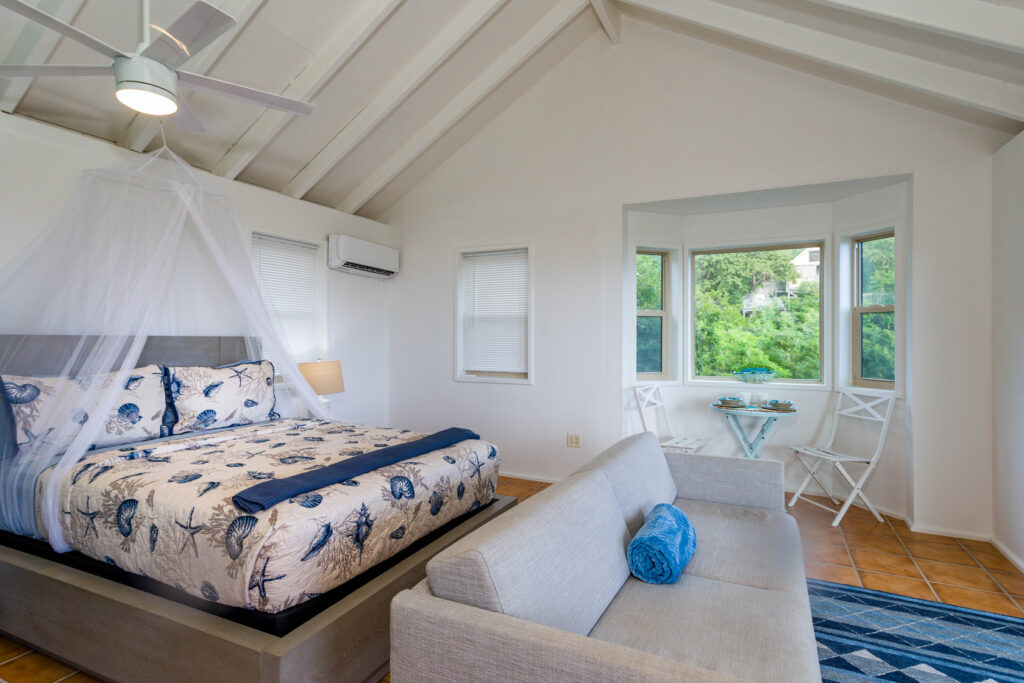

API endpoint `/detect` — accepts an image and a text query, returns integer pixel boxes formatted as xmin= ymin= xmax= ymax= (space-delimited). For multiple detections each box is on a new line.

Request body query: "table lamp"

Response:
xmin=298 ymin=360 xmax=344 ymax=408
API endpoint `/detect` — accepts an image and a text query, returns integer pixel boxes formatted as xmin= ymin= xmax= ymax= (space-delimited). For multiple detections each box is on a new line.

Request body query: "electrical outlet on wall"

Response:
xmin=566 ymin=433 xmax=582 ymax=448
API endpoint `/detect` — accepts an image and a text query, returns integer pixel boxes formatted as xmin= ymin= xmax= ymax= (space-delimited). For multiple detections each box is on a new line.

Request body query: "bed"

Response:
xmin=0 ymin=335 xmax=514 ymax=682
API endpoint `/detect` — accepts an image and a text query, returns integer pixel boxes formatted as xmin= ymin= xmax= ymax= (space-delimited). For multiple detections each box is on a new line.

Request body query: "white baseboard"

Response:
xmin=785 ymin=486 xmax=907 ymax=521
xmin=905 ymin=520 xmax=990 ymax=542
xmin=498 ymin=471 xmax=558 ymax=484
xmin=784 ymin=484 xmax=997 ymax=541
xmin=874 ymin=504 xmax=906 ymax=522
xmin=787 ymin=488 xmax=1024 ymax=572
xmin=992 ymin=538 xmax=1024 ymax=574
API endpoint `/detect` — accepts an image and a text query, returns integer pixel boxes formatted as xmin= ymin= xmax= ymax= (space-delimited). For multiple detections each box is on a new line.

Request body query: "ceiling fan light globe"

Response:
xmin=115 ymin=86 xmax=177 ymax=116
xmin=113 ymin=55 xmax=178 ymax=117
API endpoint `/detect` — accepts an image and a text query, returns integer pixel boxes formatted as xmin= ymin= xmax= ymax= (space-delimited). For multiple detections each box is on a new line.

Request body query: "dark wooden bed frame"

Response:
xmin=0 ymin=336 xmax=515 ymax=682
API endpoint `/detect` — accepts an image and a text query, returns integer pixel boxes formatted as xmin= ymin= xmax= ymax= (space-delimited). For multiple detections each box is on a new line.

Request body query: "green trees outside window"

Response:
xmin=693 ymin=245 xmax=822 ymax=380
xmin=634 ymin=234 xmax=895 ymax=385
xmin=854 ymin=234 xmax=895 ymax=384
xmin=636 ymin=252 xmax=666 ymax=375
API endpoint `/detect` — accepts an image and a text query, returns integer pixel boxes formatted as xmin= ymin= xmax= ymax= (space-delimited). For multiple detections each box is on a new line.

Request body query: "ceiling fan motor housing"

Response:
xmin=113 ymin=55 xmax=177 ymax=107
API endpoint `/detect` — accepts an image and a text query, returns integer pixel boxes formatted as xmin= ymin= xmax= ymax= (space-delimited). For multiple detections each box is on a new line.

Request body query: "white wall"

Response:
xmin=0 ymin=113 xmax=397 ymax=427
xmin=993 ymin=131 xmax=1024 ymax=567
xmin=382 ymin=15 xmax=1007 ymax=537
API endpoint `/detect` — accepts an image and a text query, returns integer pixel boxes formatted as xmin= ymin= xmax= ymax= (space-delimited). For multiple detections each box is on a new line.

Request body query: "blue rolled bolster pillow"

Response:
xmin=627 ymin=503 xmax=697 ymax=584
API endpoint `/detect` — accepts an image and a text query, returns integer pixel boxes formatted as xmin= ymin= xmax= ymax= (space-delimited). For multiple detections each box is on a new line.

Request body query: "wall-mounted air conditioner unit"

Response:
xmin=328 ymin=235 xmax=399 ymax=279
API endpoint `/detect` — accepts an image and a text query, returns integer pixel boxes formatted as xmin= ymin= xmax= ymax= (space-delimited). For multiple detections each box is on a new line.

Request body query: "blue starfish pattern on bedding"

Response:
xmin=35 ymin=418 xmax=499 ymax=614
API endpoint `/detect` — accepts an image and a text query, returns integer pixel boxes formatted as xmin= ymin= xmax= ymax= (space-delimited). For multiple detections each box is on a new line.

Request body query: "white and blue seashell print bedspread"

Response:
xmin=33 ymin=418 xmax=499 ymax=613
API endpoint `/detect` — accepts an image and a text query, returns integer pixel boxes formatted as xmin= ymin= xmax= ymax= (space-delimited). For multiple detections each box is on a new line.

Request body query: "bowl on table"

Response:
xmin=717 ymin=397 xmax=744 ymax=407
xmin=765 ymin=400 xmax=793 ymax=411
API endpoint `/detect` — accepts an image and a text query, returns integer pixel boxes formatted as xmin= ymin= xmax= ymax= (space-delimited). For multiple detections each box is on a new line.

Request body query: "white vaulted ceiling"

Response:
xmin=1 ymin=0 xmax=1021 ymax=219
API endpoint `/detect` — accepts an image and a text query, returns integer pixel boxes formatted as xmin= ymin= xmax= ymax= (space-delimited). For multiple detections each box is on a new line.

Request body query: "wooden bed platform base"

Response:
xmin=0 ymin=494 xmax=515 ymax=683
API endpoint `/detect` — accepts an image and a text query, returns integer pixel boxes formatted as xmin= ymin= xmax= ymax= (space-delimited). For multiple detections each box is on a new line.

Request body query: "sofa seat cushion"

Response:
xmin=675 ymin=497 xmax=806 ymax=595
xmin=426 ymin=470 xmax=630 ymax=636
xmin=575 ymin=432 xmax=677 ymax=535
xmin=589 ymin=575 xmax=820 ymax=683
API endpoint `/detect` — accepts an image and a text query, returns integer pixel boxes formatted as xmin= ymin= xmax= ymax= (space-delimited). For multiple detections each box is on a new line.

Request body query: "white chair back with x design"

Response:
xmin=788 ymin=387 xmax=895 ymax=526
xmin=633 ymin=385 xmax=711 ymax=454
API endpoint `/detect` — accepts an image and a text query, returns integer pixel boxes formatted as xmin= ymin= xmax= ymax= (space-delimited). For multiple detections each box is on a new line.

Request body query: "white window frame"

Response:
xmin=835 ymin=220 xmax=903 ymax=397
xmin=685 ymin=237 xmax=831 ymax=390
xmin=852 ymin=230 xmax=896 ymax=390
xmin=454 ymin=244 xmax=533 ymax=385
xmin=251 ymin=232 xmax=328 ymax=364
xmin=636 ymin=249 xmax=670 ymax=381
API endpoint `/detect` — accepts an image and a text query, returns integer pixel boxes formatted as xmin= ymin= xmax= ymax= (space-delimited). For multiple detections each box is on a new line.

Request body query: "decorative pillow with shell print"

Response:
xmin=166 ymin=361 xmax=277 ymax=435
xmin=0 ymin=365 xmax=168 ymax=451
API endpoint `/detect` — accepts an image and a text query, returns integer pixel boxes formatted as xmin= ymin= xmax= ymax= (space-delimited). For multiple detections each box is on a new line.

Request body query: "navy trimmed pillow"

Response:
xmin=0 ymin=365 xmax=168 ymax=451
xmin=167 ymin=360 xmax=277 ymax=434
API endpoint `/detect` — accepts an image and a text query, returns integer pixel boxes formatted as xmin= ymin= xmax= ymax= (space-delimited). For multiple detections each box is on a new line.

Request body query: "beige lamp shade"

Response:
xmin=298 ymin=360 xmax=345 ymax=395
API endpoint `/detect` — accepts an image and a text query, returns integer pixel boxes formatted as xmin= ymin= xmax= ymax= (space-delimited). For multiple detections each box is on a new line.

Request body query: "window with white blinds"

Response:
xmin=458 ymin=248 xmax=530 ymax=381
xmin=251 ymin=233 xmax=325 ymax=363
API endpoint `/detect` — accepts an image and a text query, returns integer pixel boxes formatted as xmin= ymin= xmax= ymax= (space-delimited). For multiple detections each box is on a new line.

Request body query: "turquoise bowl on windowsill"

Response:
xmin=733 ymin=368 xmax=776 ymax=383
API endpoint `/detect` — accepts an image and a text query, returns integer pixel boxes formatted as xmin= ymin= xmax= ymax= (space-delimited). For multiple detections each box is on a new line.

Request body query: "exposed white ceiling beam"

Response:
xmin=0 ymin=0 xmax=85 ymax=113
xmin=591 ymin=0 xmax=621 ymax=43
xmin=807 ymin=0 xmax=1024 ymax=55
xmin=119 ymin=0 xmax=266 ymax=152
xmin=621 ymin=0 xmax=1024 ymax=122
xmin=282 ymin=0 xmax=509 ymax=199
xmin=212 ymin=0 xmax=403 ymax=180
xmin=336 ymin=0 xmax=589 ymax=214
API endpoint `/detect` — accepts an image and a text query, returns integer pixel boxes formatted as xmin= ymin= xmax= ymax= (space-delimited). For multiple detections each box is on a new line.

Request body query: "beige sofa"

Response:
xmin=389 ymin=432 xmax=820 ymax=682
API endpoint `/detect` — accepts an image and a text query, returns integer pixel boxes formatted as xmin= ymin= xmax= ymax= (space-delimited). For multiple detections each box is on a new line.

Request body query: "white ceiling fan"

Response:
xmin=0 ymin=0 xmax=314 ymax=132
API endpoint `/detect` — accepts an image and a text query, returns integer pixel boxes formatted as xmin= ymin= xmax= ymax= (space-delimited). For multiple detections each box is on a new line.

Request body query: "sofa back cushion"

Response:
xmin=426 ymin=470 xmax=630 ymax=636
xmin=575 ymin=431 xmax=677 ymax=535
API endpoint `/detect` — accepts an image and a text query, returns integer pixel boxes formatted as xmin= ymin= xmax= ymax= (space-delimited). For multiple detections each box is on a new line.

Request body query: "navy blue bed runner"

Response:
xmin=232 ymin=427 xmax=480 ymax=513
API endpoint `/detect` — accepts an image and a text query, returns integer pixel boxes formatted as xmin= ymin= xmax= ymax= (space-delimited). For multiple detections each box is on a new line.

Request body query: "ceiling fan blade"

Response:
xmin=0 ymin=64 xmax=113 ymax=78
xmin=141 ymin=1 xmax=235 ymax=70
xmin=172 ymin=95 xmax=206 ymax=133
xmin=177 ymin=71 xmax=315 ymax=116
xmin=0 ymin=0 xmax=124 ymax=60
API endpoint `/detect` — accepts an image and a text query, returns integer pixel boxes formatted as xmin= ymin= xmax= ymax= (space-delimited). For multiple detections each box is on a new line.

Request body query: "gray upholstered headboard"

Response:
xmin=0 ymin=336 xmax=249 ymax=376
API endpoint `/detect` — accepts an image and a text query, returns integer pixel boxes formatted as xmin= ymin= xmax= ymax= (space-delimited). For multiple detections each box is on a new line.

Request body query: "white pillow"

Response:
xmin=0 ymin=374 xmax=80 ymax=449
xmin=93 ymin=365 xmax=169 ymax=448
xmin=1 ymin=364 xmax=167 ymax=450
xmin=167 ymin=361 xmax=277 ymax=434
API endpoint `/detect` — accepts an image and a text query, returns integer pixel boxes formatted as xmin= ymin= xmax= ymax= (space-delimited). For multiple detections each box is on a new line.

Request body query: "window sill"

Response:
xmin=684 ymin=378 xmax=830 ymax=392
xmin=636 ymin=374 xmax=671 ymax=383
xmin=455 ymin=374 xmax=533 ymax=386
xmin=847 ymin=385 xmax=897 ymax=397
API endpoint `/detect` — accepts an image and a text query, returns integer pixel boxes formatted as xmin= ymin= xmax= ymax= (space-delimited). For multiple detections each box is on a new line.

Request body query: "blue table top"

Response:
xmin=710 ymin=403 xmax=798 ymax=417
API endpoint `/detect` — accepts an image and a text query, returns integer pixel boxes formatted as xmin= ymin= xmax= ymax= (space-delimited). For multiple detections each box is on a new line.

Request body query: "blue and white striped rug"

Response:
xmin=809 ymin=579 xmax=1024 ymax=682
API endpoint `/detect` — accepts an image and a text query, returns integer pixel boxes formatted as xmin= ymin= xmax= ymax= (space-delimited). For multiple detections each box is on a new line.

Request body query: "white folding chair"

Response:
xmin=788 ymin=388 xmax=895 ymax=526
xmin=633 ymin=385 xmax=711 ymax=454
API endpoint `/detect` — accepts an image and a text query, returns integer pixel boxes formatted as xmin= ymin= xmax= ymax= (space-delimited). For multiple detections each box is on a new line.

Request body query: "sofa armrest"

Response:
xmin=665 ymin=452 xmax=785 ymax=511
xmin=390 ymin=583 xmax=742 ymax=683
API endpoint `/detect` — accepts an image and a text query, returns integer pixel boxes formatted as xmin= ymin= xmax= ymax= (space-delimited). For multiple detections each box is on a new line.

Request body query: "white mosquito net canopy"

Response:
xmin=0 ymin=147 xmax=328 ymax=551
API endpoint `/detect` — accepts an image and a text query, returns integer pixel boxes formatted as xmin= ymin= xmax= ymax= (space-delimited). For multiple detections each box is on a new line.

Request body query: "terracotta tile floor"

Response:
xmin=794 ymin=495 xmax=1024 ymax=618
xmin=2 ymin=480 xmax=1019 ymax=682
